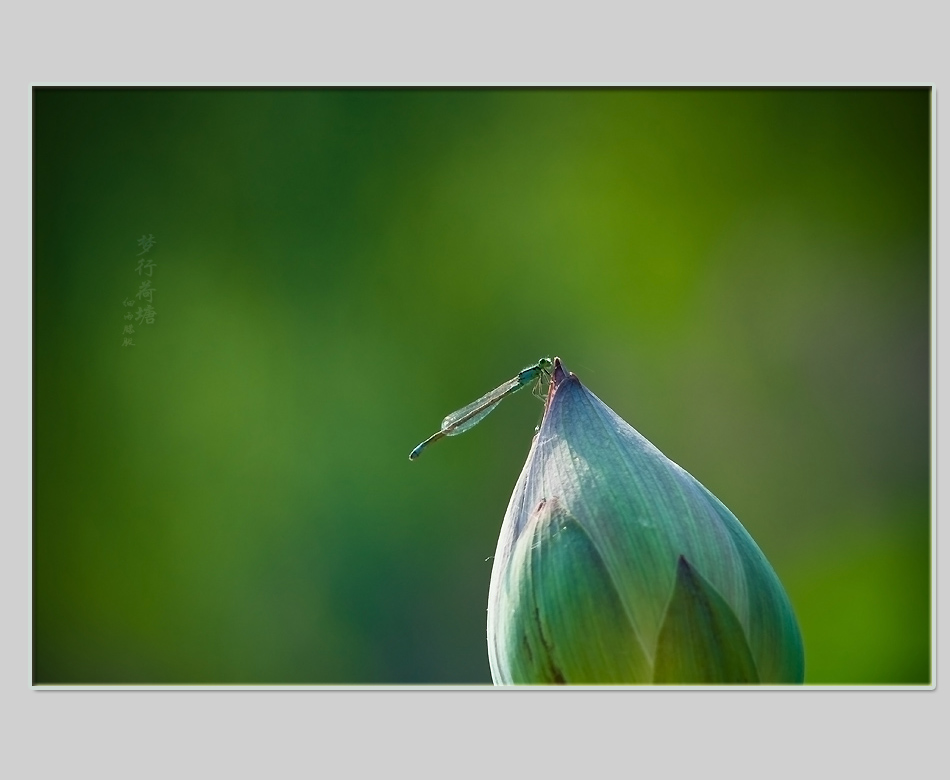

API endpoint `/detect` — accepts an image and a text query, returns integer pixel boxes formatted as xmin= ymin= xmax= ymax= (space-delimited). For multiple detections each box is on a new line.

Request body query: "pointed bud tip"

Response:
xmin=549 ymin=357 xmax=578 ymax=400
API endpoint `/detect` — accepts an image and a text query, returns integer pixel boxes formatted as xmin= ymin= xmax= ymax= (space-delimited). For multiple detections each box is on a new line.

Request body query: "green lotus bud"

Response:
xmin=487 ymin=358 xmax=804 ymax=685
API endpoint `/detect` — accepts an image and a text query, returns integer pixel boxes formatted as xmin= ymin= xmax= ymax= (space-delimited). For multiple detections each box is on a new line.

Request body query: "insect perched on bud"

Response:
xmin=487 ymin=358 xmax=804 ymax=685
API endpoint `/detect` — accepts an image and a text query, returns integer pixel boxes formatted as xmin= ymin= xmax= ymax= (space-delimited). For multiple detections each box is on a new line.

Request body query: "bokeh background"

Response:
xmin=33 ymin=88 xmax=931 ymax=685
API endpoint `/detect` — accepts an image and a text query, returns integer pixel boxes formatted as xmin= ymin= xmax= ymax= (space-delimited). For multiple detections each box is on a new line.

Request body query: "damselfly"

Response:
xmin=409 ymin=358 xmax=552 ymax=460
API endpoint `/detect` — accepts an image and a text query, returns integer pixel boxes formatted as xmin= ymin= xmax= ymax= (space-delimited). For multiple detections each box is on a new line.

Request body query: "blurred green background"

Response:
xmin=33 ymin=88 xmax=931 ymax=685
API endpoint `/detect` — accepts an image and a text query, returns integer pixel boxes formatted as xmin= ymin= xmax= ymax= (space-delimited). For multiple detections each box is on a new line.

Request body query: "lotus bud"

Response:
xmin=487 ymin=358 xmax=804 ymax=685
